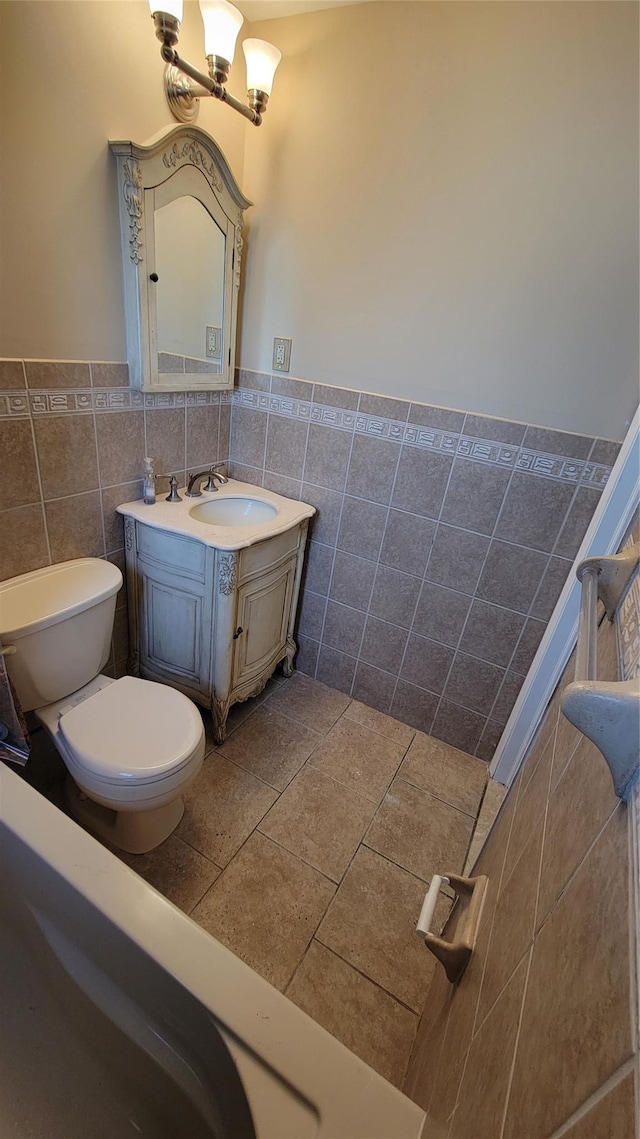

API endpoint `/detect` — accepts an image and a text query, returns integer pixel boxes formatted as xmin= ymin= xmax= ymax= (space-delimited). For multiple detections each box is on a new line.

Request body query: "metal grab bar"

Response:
xmin=561 ymin=544 xmax=640 ymax=800
xmin=575 ymin=565 xmax=599 ymax=683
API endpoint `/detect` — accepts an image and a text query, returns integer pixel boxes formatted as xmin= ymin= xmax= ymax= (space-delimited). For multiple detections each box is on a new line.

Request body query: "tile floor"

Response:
xmin=24 ymin=671 xmax=490 ymax=1092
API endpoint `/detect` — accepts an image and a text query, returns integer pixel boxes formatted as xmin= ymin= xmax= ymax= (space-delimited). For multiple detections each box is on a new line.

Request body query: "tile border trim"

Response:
xmin=0 ymin=387 xmax=222 ymax=417
xmin=231 ymin=388 xmax=612 ymax=488
xmin=0 ymin=360 xmax=614 ymax=487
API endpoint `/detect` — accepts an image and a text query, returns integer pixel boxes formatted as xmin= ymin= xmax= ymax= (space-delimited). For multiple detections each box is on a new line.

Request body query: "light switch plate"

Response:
xmin=272 ymin=337 xmax=292 ymax=372
xmin=206 ymin=326 xmax=222 ymax=359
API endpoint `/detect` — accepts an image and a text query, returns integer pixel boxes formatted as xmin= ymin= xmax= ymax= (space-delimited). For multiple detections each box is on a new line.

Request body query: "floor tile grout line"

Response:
xmin=388 ymin=768 xmax=488 ymax=823
xmin=186 ymin=870 xmax=225 ymax=917
xmin=211 ymin=734 xmax=315 ymax=797
xmin=309 ymin=934 xmax=422 ymax=1018
xmin=306 ymin=761 xmax=395 ymax=805
xmin=396 ymin=773 xmax=487 ymax=821
xmin=192 ymin=744 xmax=283 ymax=803
xmin=44 ymin=670 xmax=500 ymax=1092
xmin=183 ymin=679 xmax=470 ymax=824
xmin=257 ymin=733 xmax=437 ymax=895
xmin=253 ymin=824 xmax=341 ymax=890
xmin=187 ymin=824 xmax=338 ymax=992
xmin=359 ymin=838 xmax=462 ymax=895
xmin=341 ymin=704 xmax=417 ymax=747
xmin=170 ymin=830 xmax=223 ymax=873
xmin=267 ymin=759 xmax=384 ymax=980
xmin=260 ymin=683 xmax=350 ymax=737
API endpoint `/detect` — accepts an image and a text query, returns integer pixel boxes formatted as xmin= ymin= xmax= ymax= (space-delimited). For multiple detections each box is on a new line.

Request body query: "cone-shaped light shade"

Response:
xmin=199 ymin=0 xmax=243 ymax=63
xmin=242 ymin=38 xmax=281 ymax=96
xmin=149 ymin=0 xmax=183 ymax=19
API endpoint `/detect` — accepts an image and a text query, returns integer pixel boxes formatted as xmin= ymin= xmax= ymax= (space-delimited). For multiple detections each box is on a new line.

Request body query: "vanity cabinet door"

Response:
xmin=137 ymin=562 xmax=213 ymax=697
xmin=231 ymin=557 xmax=297 ymax=691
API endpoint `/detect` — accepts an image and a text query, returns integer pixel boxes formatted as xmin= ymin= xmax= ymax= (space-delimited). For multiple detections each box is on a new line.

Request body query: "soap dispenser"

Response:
xmin=143 ymin=457 xmax=156 ymax=505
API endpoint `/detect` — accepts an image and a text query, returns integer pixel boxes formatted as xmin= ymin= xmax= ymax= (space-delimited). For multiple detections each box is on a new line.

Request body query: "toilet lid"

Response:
xmin=59 ymin=676 xmax=204 ymax=785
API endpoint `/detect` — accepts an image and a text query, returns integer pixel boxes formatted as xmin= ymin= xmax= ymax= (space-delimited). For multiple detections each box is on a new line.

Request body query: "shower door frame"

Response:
xmin=490 ymin=407 xmax=639 ymax=788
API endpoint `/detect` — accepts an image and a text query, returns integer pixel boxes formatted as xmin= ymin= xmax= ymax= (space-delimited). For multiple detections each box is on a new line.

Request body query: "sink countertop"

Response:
xmin=116 ymin=479 xmax=316 ymax=551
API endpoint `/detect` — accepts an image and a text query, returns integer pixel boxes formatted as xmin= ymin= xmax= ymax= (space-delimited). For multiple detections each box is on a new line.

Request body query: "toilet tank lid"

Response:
xmin=0 ymin=559 xmax=123 ymax=640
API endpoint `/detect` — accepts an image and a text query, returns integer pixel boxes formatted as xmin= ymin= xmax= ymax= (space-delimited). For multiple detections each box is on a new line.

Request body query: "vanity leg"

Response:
xmin=211 ymin=696 xmax=229 ymax=746
xmin=282 ymin=637 xmax=297 ymax=679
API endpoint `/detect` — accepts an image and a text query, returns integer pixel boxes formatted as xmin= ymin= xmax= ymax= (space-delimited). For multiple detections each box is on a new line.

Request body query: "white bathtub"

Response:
xmin=0 ymin=763 xmax=427 ymax=1139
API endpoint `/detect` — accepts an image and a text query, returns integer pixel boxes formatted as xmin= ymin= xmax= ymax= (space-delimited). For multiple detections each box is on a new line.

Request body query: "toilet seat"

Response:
xmin=59 ymin=675 xmax=204 ymax=788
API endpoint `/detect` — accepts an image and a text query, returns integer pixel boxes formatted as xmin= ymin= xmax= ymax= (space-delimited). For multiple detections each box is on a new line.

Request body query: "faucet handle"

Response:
xmin=165 ymin=476 xmax=182 ymax=502
xmin=204 ymin=462 xmax=228 ymax=491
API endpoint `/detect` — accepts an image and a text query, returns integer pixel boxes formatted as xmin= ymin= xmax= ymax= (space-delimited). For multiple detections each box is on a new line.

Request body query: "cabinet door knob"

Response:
xmin=232 ymin=626 xmax=244 ymax=640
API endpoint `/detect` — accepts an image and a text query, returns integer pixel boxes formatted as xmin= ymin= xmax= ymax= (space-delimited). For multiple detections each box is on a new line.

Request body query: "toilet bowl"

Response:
xmin=0 ymin=559 xmax=205 ymax=854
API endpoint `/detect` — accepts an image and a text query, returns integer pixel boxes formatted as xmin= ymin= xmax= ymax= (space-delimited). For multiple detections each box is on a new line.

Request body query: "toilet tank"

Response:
xmin=0 ymin=560 xmax=123 ymax=711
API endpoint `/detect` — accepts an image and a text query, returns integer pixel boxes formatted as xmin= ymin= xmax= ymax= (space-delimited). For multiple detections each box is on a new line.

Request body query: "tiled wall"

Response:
xmin=0 ymin=357 xmax=621 ymax=761
xmin=227 ymin=368 xmax=619 ymax=760
xmin=403 ymin=523 xmax=639 ymax=1136
xmin=0 ymin=359 xmax=229 ymax=676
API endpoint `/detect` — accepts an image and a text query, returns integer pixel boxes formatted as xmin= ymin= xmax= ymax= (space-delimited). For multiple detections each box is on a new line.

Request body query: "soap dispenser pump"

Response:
xmin=143 ymin=457 xmax=156 ymax=505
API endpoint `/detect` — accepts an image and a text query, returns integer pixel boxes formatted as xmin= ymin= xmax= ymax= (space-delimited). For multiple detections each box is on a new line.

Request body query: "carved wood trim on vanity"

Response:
xmin=123 ymin=516 xmax=140 ymax=675
xmin=109 ymin=125 xmax=252 ymax=393
xmin=122 ymin=161 xmax=144 ymax=264
xmin=122 ymin=518 xmax=310 ymax=744
xmin=218 ymin=553 xmax=237 ymax=595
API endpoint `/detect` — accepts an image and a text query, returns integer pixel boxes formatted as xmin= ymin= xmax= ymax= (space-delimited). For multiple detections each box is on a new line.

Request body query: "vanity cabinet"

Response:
xmin=123 ymin=518 xmax=308 ymax=742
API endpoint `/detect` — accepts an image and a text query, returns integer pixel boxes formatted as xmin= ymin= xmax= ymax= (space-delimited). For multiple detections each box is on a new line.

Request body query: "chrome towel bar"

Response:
xmin=561 ymin=544 xmax=640 ymax=800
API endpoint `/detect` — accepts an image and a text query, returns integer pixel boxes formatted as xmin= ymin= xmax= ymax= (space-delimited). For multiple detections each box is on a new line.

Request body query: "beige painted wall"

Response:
xmin=240 ymin=1 xmax=639 ymax=439
xmin=0 ymin=0 xmax=247 ymax=361
xmin=1 ymin=2 xmax=637 ymax=438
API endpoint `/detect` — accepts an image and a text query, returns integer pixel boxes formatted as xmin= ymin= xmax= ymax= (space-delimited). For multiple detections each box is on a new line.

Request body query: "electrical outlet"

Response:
xmin=206 ymin=326 xmax=222 ymax=359
xmin=272 ymin=337 xmax=292 ymax=372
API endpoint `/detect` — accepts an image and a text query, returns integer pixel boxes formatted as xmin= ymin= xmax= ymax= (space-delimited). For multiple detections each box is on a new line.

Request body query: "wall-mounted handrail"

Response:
xmin=561 ymin=544 xmax=640 ymax=800
xmin=575 ymin=565 xmax=599 ymax=682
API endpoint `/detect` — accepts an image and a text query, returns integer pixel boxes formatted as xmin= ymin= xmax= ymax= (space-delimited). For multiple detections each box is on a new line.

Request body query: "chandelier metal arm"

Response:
xmin=161 ymin=45 xmax=262 ymax=126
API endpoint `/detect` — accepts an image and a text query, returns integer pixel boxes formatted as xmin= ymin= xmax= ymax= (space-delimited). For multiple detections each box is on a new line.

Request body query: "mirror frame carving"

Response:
xmin=110 ymin=125 xmax=251 ymax=392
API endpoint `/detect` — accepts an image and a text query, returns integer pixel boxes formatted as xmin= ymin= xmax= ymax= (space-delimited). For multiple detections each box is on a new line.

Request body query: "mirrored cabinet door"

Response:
xmin=110 ymin=126 xmax=251 ymax=393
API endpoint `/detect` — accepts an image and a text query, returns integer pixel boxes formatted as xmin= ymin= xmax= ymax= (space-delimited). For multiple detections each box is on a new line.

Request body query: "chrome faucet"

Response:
xmin=185 ymin=464 xmax=228 ymax=497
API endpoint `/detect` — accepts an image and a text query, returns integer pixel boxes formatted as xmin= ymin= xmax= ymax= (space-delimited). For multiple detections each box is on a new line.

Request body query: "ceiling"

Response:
xmin=236 ymin=0 xmax=370 ymax=23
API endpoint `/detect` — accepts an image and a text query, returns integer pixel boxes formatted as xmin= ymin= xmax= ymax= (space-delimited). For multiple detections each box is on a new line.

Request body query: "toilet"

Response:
xmin=0 ymin=558 xmax=205 ymax=854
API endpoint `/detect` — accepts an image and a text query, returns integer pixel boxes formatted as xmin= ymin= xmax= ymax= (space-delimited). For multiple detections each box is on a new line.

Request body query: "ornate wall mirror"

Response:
xmin=110 ymin=125 xmax=251 ymax=392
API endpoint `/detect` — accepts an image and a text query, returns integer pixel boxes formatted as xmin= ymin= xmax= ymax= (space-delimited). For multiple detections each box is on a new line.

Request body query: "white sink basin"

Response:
xmin=117 ymin=478 xmax=315 ymax=552
xmin=189 ymin=496 xmax=278 ymax=527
